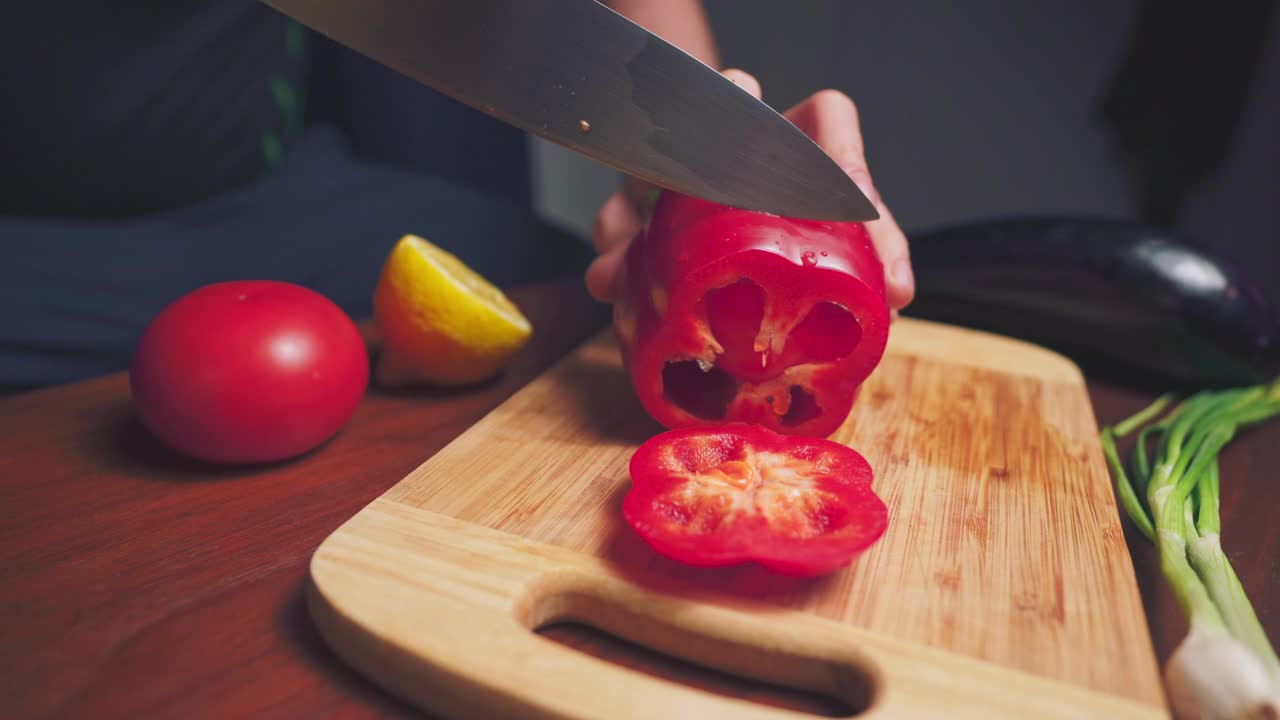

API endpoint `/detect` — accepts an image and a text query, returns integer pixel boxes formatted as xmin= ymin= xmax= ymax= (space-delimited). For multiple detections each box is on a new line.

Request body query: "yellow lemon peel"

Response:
xmin=373 ymin=235 xmax=532 ymax=386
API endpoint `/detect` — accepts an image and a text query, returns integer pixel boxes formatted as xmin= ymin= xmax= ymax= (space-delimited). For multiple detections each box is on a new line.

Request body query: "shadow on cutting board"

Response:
xmin=555 ymin=340 xmax=665 ymax=447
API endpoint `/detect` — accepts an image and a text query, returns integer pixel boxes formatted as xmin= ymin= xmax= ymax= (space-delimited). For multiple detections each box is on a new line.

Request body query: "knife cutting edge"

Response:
xmin=260 ymin=0 xmax=878 ymax=222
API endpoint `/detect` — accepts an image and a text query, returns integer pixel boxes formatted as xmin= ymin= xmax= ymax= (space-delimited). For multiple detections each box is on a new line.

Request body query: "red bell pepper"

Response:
xmin=623 ymin=424 xmax=888 ymax=576
xmin=614 ymin=191 xmax=890 ymax=438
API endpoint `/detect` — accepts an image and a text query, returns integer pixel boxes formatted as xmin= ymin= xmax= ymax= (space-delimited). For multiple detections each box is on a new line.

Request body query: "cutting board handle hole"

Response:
xmin=522 ymin=586 xmax=876 ymax=717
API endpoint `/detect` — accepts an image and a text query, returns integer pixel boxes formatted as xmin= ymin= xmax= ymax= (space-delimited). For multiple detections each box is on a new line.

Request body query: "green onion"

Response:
xmin=1101 ymin=378 xmax=1280 ymax=719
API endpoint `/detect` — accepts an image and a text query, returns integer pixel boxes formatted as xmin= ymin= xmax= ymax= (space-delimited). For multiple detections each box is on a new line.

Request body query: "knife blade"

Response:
xmin=261 ymin=0 xmax=878 ymax=222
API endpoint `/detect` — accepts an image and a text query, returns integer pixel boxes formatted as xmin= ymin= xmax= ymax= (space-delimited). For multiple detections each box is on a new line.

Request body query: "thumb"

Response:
xmin=722 ymin=68 xmax=762 ymax=100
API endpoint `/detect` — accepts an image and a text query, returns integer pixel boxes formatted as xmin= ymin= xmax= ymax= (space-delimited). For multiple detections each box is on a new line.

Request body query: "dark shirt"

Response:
xmin=3 ymin=1 xmax=306 ymax=219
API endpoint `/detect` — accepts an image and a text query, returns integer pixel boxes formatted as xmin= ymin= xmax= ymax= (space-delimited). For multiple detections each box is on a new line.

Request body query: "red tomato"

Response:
xmin=623 ymin=424 xmax=888 ymax=577
xmin=614 ymin=191 xmax=890 ymax=438
xmin=129 ymin=281 xmax=369 ymax=464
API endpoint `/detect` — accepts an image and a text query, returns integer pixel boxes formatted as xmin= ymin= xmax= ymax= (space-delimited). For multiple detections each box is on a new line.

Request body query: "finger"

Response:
xmin=783 ymin=90 xmax=879 ymax=205
xmin=585 ymin=245 xmax=627 ymax=303
xmin=591 ymin=191 xmax=643 ymax=254
xmin=866 ymin=201 xmax=914 ymax=311
xmin=721 ymin=68 xmax=762 ymax=100
xmin=784 ymin=89 xmax=863 ymax=166
xmin=783 ymin=89 xmax=906 ymax=307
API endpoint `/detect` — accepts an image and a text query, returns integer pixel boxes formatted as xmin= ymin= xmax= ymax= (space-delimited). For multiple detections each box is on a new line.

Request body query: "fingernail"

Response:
xmin=892 ymin=258 xmax=914 ymax=292
xmin=722 ymin=69 xmax=762 ymax=99
xmin=848 ymin=168 xmax=880 ymax=206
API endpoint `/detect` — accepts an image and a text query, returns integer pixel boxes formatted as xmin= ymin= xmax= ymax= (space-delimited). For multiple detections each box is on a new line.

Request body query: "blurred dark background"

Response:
xmin=534 ymin=0 xmax=1279 ymax=301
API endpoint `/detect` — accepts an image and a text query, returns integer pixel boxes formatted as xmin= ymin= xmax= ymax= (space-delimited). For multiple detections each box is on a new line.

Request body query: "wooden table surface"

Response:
xmin=2 ymin=274 xmax=1277 ymax=719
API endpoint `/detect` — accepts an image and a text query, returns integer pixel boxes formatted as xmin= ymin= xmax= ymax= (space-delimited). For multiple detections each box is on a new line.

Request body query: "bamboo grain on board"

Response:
xmin=314 ymin=317 xmax=1168 ymax=717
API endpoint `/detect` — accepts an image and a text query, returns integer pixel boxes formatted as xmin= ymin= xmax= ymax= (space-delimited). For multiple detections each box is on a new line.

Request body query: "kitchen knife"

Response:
xmin=260 ymin=0 xmax=877 ymax=222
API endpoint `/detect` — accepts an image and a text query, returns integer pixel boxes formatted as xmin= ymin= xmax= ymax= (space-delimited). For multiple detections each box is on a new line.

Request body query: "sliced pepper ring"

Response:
xmin=623 ymin=424 xmax=888 ymax=577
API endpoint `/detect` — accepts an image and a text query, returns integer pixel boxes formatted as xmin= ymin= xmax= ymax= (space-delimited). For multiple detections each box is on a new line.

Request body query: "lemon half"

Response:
xmin=373 ymin=235 xmax=532 ymax=386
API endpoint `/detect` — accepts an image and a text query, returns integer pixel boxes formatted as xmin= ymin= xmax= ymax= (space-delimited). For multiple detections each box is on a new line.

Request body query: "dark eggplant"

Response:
xmin=903 ymin=216 xmax=1279 ymax=390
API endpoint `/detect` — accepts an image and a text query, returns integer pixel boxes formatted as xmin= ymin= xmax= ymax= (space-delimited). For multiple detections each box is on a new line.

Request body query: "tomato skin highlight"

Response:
xmin=614 ymin=191 xmax=890 ymax=438
xmin=624 ymin=424 xmax=888 ymax=577
xmin=129 ymin=281 xmax=369 ymax=464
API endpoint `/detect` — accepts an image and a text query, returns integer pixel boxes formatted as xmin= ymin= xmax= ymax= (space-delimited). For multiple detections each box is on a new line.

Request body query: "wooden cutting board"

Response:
xmin=308 ymin=317 xmax=1169 ymax=719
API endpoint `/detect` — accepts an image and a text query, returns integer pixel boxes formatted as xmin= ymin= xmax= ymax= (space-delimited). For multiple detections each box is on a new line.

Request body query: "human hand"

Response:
xmin=585 ymin=69 xmax=914 ymax=313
